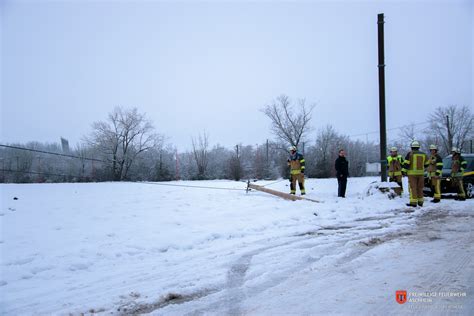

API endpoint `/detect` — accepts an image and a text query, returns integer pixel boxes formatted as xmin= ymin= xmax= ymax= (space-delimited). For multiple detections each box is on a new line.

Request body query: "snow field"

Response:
xmin=1 ymin=177 xmax=472 ymax=315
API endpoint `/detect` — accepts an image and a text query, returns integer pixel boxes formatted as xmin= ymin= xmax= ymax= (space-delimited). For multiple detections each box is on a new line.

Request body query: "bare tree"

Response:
xmin=313 ymin=125 xmax=346 ymax=178
xmin=262 ymin=95 xmax=315 ymax=147
xmin=85 ymin=107 xmax=162 ymax=181
xmin=228 ymin=144 xmax=242 ymax=181
xmin=428 ymin=105 xmax=473 ymax=155
xmin=397 ymin=122 xmax=420 ymax=150
xmin=206 ymin=145 xmax=229 ymax=179
xmin=191 ymin=131 xmax=209 ymax=180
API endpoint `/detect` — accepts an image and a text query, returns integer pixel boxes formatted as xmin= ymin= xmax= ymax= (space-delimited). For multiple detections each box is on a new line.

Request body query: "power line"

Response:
xmin=139 ymin=181 xmax=246 ymax=191
xmin=0 ymin=168 xmax=89 ymax=180
xmin=0 ymin=144 xmax=105 ymax=162
xmin=261 ymin=179 xmax=287 ymax=187
xmin=348 ymin=121 xmax=431 ymax=138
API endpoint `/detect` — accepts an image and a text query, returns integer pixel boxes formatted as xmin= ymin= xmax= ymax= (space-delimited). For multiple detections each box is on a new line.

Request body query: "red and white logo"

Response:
xmin=396 ymin=290 xmax=407 ymax=304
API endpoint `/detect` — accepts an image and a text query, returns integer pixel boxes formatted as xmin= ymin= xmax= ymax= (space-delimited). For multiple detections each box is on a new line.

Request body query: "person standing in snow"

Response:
xmin=451 ymin=147 xmax=467 ymax=201
xmin=427 ymin=144 xmax=443 ymax=203
xmin=335 ymin=149 xmax=349 ymax=197
xmin=387 ymin=147 xmax=404 ymax=193
xmin=287 ymin=146 xmax=305 ymax=195
xmin=402 ymin=140 xmax=428 ymax=207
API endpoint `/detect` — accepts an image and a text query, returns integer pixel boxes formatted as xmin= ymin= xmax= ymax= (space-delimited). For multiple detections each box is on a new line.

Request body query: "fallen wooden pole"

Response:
xmin=247 ymin=183 xmax=321 ymax=203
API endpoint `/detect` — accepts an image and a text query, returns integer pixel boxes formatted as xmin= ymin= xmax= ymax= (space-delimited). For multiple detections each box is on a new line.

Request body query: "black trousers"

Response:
xmin=337 ymin=176 xmax=347 ymax=197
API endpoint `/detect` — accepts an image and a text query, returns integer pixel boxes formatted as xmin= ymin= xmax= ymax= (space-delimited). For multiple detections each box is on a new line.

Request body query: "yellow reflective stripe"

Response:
xmin=300 ymin=159 xmax=305 ymax=163
xmin=290 ymin=170 xmax=301 ymax=175
xmin=464 ymin=171 xmax=474 ymax=177
xmin=301 ymin=166 xmax=305 ymax=169
xmin=407 ymin=170 xmax=425 ymax=175
xmin=411 ymin=153 xmax=426 ymax=171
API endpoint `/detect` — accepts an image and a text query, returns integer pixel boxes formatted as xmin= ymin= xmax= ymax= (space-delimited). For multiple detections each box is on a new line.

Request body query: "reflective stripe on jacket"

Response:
xmin=451 ymin=155 xmax=467 ymax=177
xmin=288 ymin=152 xmax=305 ymax=175
xmin=403 ymin=150 xmax=428 ymax=176
xmin=387 ymin=155 xmax=403 ymax=177
xmin=427 ymin=153 xmax=443 ymax=177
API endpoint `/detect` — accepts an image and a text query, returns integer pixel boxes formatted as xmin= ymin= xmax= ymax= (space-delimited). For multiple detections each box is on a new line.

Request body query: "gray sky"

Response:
xmin=1 ymin=0 xmax=472 ymax=151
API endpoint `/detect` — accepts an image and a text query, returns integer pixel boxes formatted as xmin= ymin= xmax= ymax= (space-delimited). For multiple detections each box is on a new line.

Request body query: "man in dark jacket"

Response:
xmin=335 ymin=149 xmax=349 ymax=197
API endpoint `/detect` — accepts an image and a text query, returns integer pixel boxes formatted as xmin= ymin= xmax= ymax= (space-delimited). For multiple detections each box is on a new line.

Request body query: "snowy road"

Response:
xmin=154 ymin=205 xmax=474 ymax=316
xmin=1 ymin=178 xmax=473 ymax=315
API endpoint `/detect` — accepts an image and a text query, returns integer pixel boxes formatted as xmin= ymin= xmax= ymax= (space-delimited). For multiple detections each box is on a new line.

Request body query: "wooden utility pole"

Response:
xmin=378 ymin=13 xmax=387 ymax=182
xmin=247 ymin=182 xmax=320 ymax=203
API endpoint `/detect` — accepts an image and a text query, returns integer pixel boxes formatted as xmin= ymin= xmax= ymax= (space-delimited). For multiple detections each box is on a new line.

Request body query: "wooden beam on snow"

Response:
xmin=247 ymin=183 xmax=320 ymax=203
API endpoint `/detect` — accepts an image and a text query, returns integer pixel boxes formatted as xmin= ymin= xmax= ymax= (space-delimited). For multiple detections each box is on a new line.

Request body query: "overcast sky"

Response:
xmin=1 ymin=0 xmax=472 ymax=151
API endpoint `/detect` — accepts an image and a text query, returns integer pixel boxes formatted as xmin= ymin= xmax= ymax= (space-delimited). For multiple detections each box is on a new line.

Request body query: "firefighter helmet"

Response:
xmin=410 ymin=140 xmax=420 ymax=148
xmin=288 ymin=146 xmax=297 ymax=152
xmin=429 ymin=144 xmax=437 ymax=150
xmin=390 ymin=146 xmax=397 ymax=152
xmin=451 ymin=147 xmax=460 ymax=154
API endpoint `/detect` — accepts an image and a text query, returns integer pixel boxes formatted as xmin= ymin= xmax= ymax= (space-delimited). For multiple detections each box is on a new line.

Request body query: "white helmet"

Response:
xmin=451 ymin=147 xmax=460 ymax=154
xmin=410 ymin=140 xmax=420 ymax=148
xmin=288 ymin=146 xmax=297 ymax=152
xmin=429 ymin=144 xmax=437 ymax=150
xmin=390 ymin=146 xmax=397 ymax=152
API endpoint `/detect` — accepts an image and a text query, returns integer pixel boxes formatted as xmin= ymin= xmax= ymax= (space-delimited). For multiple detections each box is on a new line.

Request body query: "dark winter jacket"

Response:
xmin=335 ymin=156 xmax=349 ymax=178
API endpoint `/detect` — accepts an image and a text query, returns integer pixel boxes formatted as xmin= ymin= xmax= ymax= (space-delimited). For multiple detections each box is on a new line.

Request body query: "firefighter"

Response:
xmin=427 ymin=144 xmax=443 ymax=203
xmin=387 ymin=147 xmax=403 ymax=193
xmin=451 ymin=147 xmax=467 ymax=201
xmin=287 ymin=146 xmax=305 ymax=195
xmin=402 ymin=140 xmax=429 ymax=207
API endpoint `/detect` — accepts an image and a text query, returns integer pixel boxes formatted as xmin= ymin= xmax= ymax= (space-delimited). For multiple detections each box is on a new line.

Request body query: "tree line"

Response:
xmin=0 ymin=98 xmax=472 ymax=183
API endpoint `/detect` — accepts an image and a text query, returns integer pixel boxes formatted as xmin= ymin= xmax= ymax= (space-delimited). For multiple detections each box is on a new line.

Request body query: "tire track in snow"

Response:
xmin=157 ymin=211 xmax=418 ymax=315
xmin=369 ymin=209 xmax=474 ymax=316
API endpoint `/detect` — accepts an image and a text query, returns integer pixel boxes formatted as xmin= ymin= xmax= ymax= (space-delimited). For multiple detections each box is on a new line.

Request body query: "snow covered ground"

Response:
xmin=1 ymin=177 xmax=473 ymax=315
